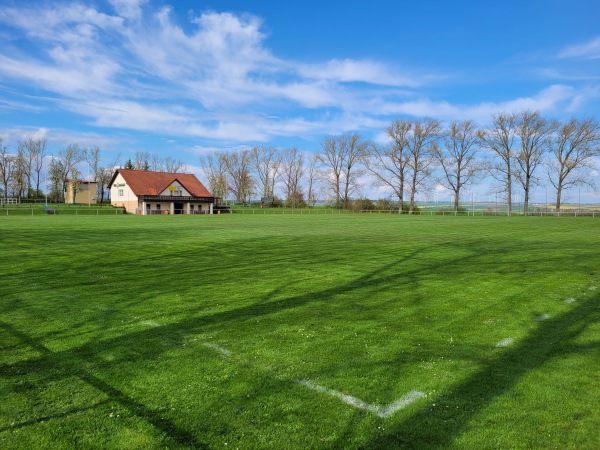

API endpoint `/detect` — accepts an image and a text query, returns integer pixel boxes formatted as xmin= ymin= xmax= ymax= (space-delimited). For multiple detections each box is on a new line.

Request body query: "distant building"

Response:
xmin=108 ymin=169 xmax=216 ymax=215
xmin=65 ymin=181 xmax=98 ymax=204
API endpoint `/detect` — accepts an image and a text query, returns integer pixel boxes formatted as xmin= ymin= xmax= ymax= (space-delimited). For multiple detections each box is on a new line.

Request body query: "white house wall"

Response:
xmin=110 ymin=173 xmax=138 ymax=213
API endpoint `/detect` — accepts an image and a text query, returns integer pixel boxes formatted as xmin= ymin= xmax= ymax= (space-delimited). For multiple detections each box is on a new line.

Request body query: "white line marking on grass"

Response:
xmin=495 ymin=338 xmax=514 ymax=347
xmin=565 ymin=297 xmax=576 ymax=304
xmin=589 ymin=286 xmax=597 ymax=291
xmin=537 ymin=314 xmax=550 ymax=321
xmin=296 ymin=379 xmax=425 ymax=418
xmin=201 ymin=342 xmax=231 ymax=357
xmin=140 ymin=320 xmax=160 ymax=327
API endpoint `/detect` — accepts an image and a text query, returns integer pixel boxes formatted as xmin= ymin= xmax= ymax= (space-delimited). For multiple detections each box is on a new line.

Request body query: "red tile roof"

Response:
xmin=109 ymin=169 xmax=213 ymax=197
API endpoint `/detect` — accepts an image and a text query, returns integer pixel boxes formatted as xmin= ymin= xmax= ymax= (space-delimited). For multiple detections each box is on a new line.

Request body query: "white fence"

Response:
xmin=231 ymin=208 xmax=598 ymax=217
xmin=1 ymin=206 xmax=598 ymax=217
xmin=1 ymin=208 xmax=122 ymax=216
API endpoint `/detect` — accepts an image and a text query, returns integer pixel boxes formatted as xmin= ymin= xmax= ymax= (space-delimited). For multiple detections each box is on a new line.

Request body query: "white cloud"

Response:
xmin=0 ymin=4 xmax=123 ymax=42
xmin=0 ymin=2 xmax=597 ymax=148
xmin=297 ymin=59 xmax=428 ymax=87
xmin=559 ymin=36 xmax=600 ymax=59
xmin=536 ymin=68 xmax=600 ymax=81
xmin=498 ymin=84 xmax=575 ymax=112
xmin=371 ymin=84 xmax=582 ymax=124
xmin=108 ymin=0 xmax=148 ymax=21
xmin=0 ymin=126 xmax=125 ymax=149
xmin=0 ymin=53 xmax=122 ymax=98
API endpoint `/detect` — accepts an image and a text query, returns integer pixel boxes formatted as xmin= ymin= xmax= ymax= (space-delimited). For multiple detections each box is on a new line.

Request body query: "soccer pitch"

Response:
xmin=1 ymin=214 xmax=599 ymax=449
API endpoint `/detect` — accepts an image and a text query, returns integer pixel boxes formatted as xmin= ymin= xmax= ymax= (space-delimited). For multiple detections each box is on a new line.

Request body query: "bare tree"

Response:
xmin=223 ymin=149 xmax=254 ymax=204
xmin=341 ymin=132 xmax=368 ymax=208
xmin=68 ymin=166 xmax=83 ymax=202
xmin=431 ymin=120 xmax=482 ymax=211
xmin=48 ymin=144 xmax=85 ymax=202
xmin=26 ymin=137 xmax=47 ymax=198
xmin=0 ymin=138 xmax=14 ymax=199
xmin=548 ymin=117 xmax=600 ymax=211
xmin=164 ymin=156 xmax=186 ymax=173
xmin=319 ymin=132 xmax=367 ymax=208
xmin=251 ymin=146 xmax=281 ymax=199
xmin=200 ymin=151 xmax=228 ymax=200
xmin=19 ymin=136 xmax=45 ymax=198
xmin=406 ymin=118 xmax=441 ymax=213
xmin=86 ymin=146 xmax=100 ymax=181
xmin=319 ymin=135 xmax=344 ymax=207
xmin=280 ymin=147 xmax=305 ymax=207
xmin=12 ymin=143 xmax=29 ymax=202
xmin=363 ymin=120 xmax=412 ymax=213
xmin=305 ymin=152 xmax=321 ymax=207
xmin=134 ymin=151 xmax=150 ymax=171
xmin=48 ymin=157 xmax=65 ymax=202
xmin=513 ymin=111 xmax=556 ymax=213
xmin=479 ymin=112 xmax=518 ymax=215
xmin=86 ymin=146 xmax=108 ymax=204
xmin=150 ymin=154 xmax=164 ymax=171
xmin=97 ymin=167 xmax=113 ymax=204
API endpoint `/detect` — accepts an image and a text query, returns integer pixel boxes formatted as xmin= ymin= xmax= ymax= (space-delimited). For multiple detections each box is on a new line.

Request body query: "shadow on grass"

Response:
xmin=0 ymin=400 xmax=111 ymax=433
xmin=359 ymin=291 xmax=600 ymax=449
xmin=1 ymin=237 xmax=597 ymax=448
xmin=0 ymin=320 xmax=209 ymax=449
xmin=0 ymin=250 xmax=425 ymax=446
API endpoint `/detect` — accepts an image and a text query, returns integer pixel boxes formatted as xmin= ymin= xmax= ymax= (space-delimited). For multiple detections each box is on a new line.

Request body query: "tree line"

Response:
xmin=0 ymin=140 xmax=187 ymax=204
xmin=200 ymin=111 xmax=600 ymax=212
xmin=2 ymin=110 xmax=598 ymax=210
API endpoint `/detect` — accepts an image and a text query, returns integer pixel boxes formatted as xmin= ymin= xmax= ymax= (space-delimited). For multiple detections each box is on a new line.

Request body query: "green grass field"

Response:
xmin=1 ymin=214 xmax=599 ymax=449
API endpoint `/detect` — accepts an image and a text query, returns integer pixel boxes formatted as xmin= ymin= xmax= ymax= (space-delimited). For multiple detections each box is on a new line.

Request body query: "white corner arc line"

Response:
xmin=296 ymin=379 xmax=425 ymax=418
xmin=495 ymin=337 xmax=514 ymax=347
xmin=201 ymin=342 xmax=231 ymax=357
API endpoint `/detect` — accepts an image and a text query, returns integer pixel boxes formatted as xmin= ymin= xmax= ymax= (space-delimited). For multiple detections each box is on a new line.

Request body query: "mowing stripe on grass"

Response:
xmin=296 ymin=379 xmax=425 ymax=418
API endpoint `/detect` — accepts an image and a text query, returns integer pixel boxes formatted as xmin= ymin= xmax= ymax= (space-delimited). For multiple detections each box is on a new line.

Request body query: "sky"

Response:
xmin=1 ymin=0 xmax=600 ymax=202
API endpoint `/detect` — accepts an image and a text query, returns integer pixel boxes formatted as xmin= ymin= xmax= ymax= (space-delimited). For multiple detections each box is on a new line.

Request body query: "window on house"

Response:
xmin=118 ymin=189 xmax=124 ymax=197
xmin=156 ymin=204 xmax=161 ymax=209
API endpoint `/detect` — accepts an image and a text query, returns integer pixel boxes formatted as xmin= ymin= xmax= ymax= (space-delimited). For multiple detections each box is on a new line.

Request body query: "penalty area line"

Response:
xmin=296 ymin=379 xmax=425 ymax=418
xmin=201 ymin=342 xmax=231 ymax=357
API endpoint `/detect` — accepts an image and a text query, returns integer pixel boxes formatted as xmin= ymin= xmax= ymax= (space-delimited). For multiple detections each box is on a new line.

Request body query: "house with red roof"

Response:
xmin=108 ymin=169 xmax=216 ymax=215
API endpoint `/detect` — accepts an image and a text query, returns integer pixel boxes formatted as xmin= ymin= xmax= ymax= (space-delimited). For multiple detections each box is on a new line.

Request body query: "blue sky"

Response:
xmin=1 ymin=0 xmax=599 ymax=201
